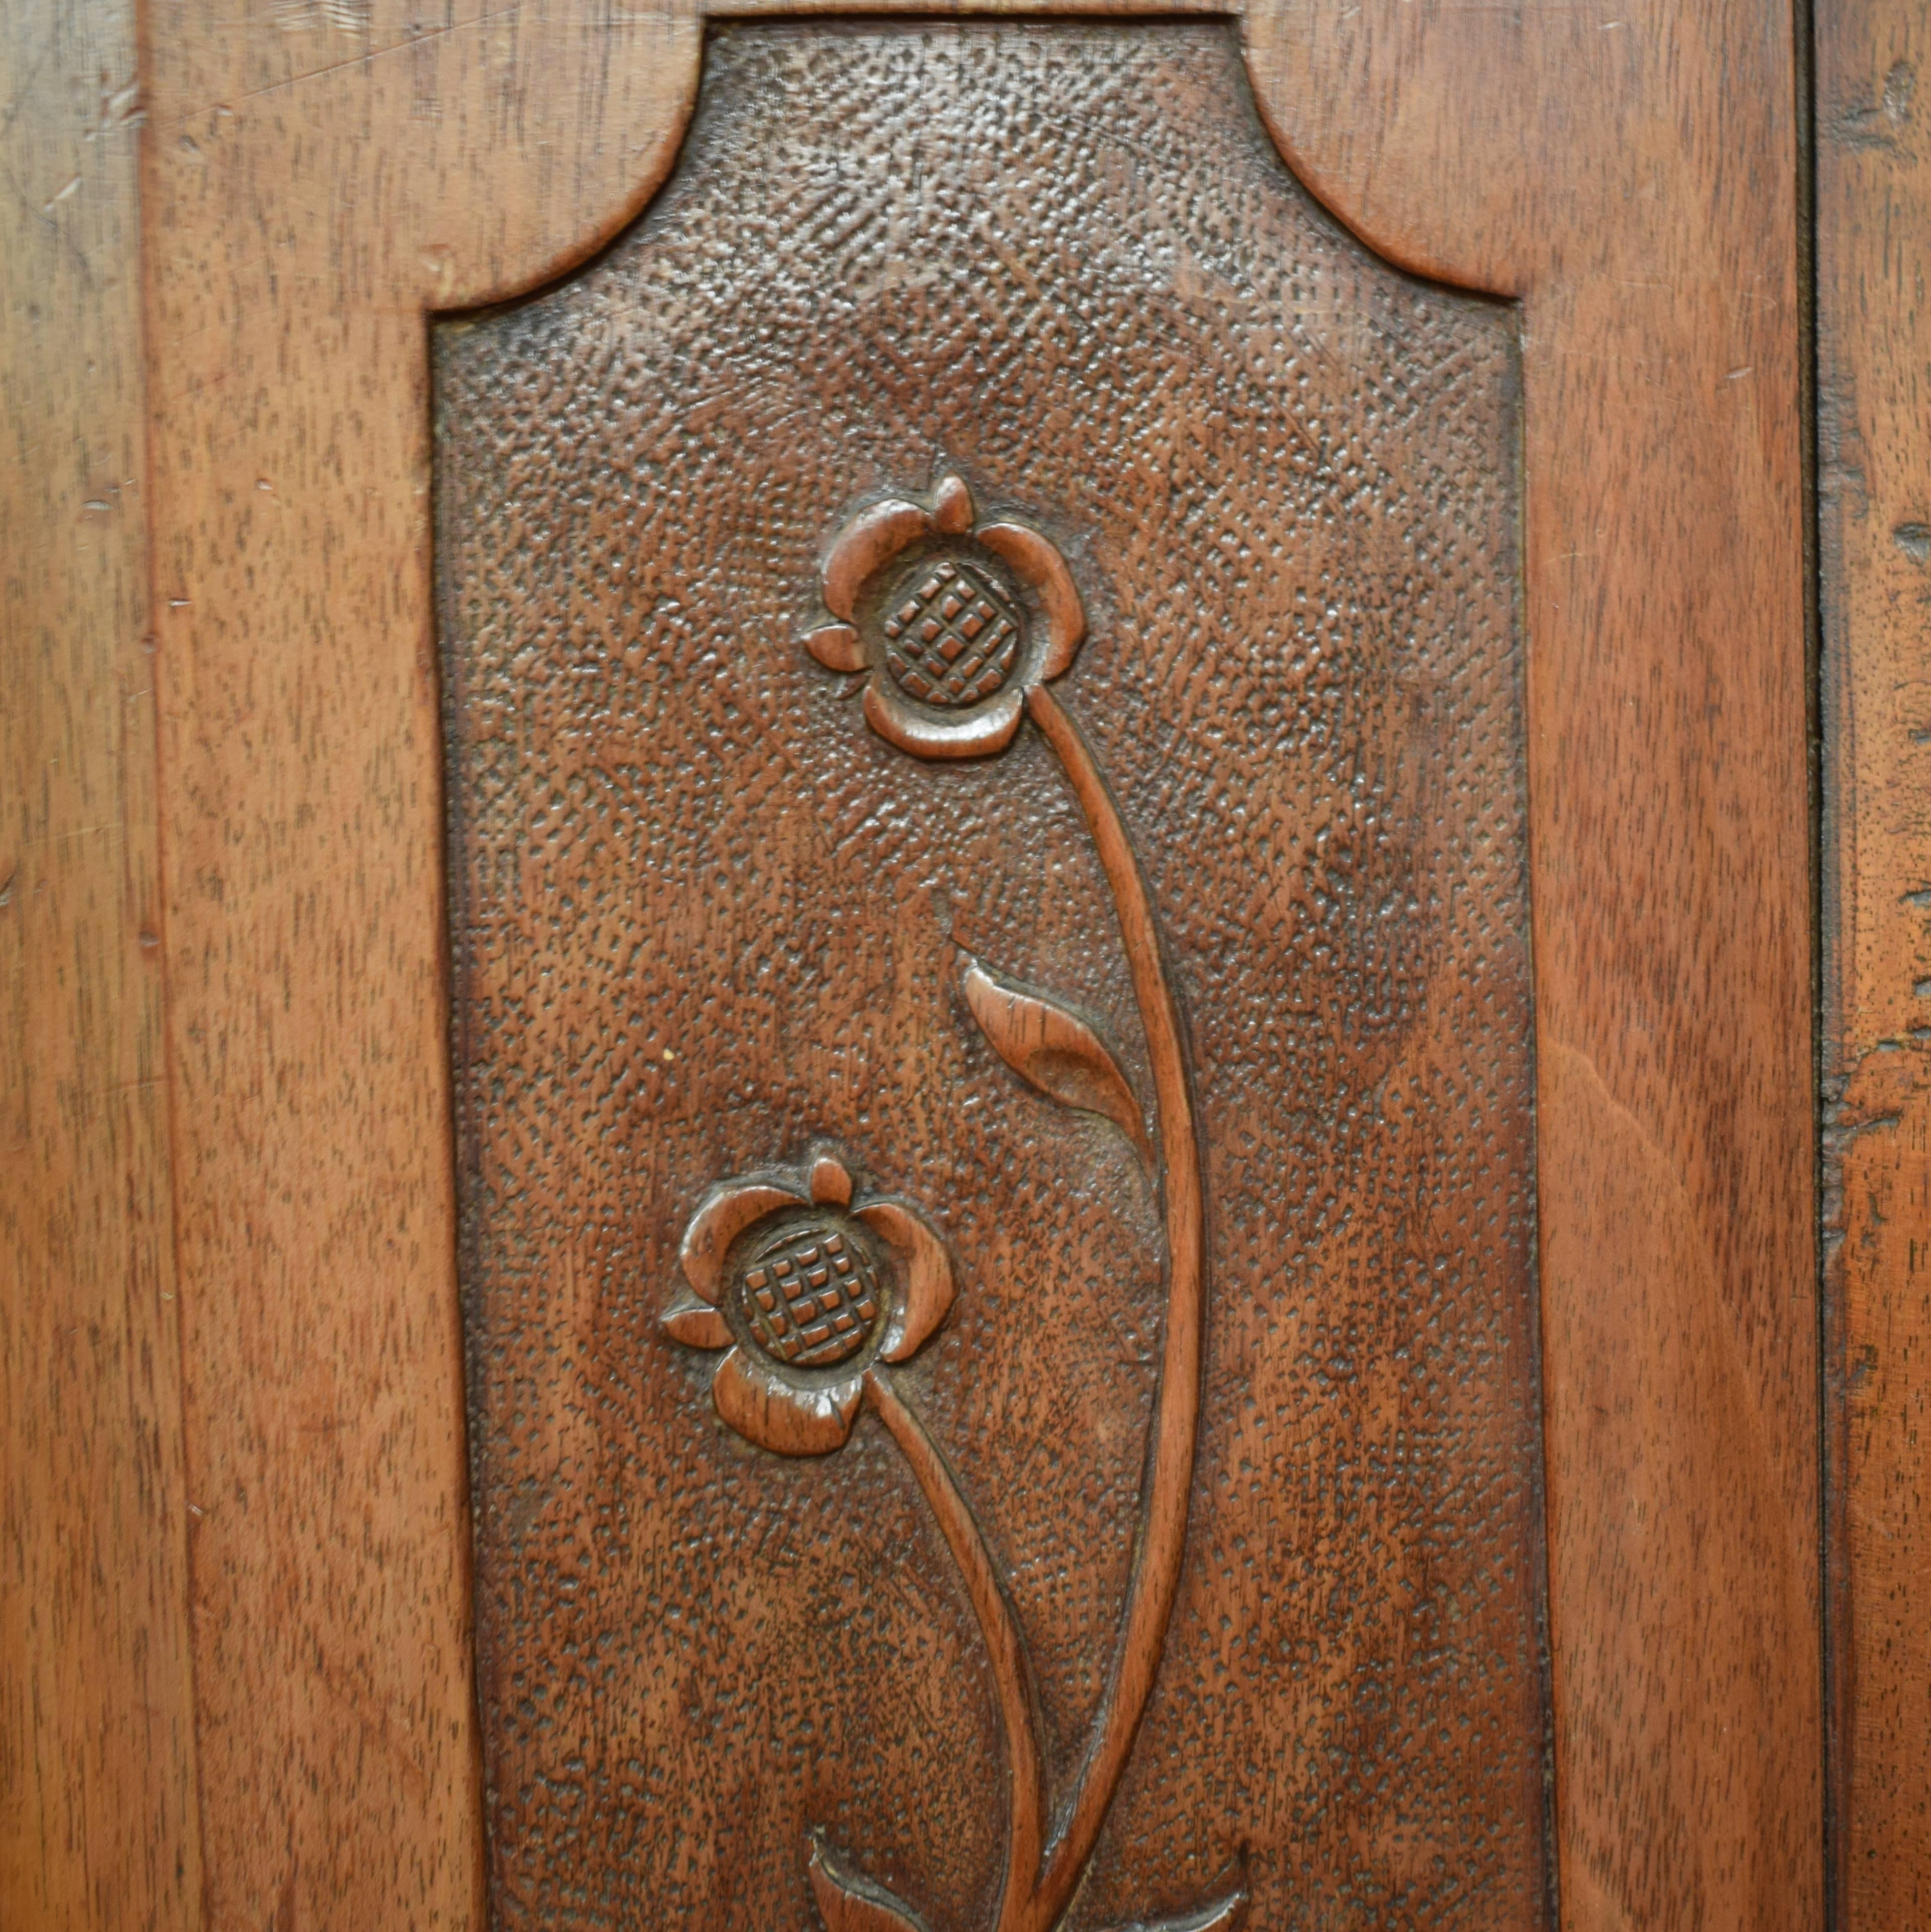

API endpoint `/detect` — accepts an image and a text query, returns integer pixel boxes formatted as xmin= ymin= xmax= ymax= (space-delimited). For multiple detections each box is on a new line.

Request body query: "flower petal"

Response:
xmin=680 ymin=1180 xmax=801 ymax=1303
xmin=931 ymin=473 xmax=974 ymax=535
xmin=858 ymin=1198 xmax=955 ymax=1362
xmin=713 ymin=1349 xmax=863 ymax=1456
xmin=976 ymin=520 xmax=1085 ymax=679
xmin=809 ymin=1151 xmax=854 ymax=1206
xmin=823 ymin=499 xmax=934 ymax=621
xmin=662 ymin=1289 xmax=731 ymax=1350
xmin=803 ymin=621 xmax=865 ymax=673
xmin=862 ymin=682 xmax=1023 ymax=762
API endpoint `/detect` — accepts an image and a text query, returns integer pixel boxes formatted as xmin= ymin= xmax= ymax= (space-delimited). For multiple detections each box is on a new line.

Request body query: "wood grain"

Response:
xmin=1248 ymin=6 xmax=1822 ymax=1927
xmin=0 ymin=1 xmax=203 ymax=1924
xmin=126 ymin=0 xmax=1818 ymax=1926
xmin=1818 ymin=1 xmax=1931 ymax=1921
xmin=437 ymin=34 xmax=1548 ymax=1922
xmin=141 ymin=3 xmax=702 ymax=1921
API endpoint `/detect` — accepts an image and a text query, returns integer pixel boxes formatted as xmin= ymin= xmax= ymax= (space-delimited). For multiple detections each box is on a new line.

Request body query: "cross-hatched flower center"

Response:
xmin=733 ymin=1214 xmax=885 ymax=1370
xmin=880 ymin=554 xmax=1023 ymax=707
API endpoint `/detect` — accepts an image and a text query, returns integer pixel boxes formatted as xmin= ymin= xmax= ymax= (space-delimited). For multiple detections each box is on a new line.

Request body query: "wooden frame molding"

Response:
xmin=2 ymin=2 xmax=202 ymax=1924
xmin=1247 ymin=7 xmax=1819 ymax=1922
xmin=0 ymin=0 xmax=1820 ymax=1923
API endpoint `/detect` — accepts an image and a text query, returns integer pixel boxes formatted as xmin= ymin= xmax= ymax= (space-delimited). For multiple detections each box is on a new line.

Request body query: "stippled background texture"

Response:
xmin=436 ymin=22 xmax=1549 ymax=1928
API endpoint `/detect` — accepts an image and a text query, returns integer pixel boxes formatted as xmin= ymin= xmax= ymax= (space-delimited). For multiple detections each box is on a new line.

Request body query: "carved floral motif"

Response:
xmin=664 ymin=1150 xmax=954 ymax=1456
xmin=666 ymin=471 xmax=1234 ymax=1932
xmin=802 ymin=473 xmax=1085 ymax=760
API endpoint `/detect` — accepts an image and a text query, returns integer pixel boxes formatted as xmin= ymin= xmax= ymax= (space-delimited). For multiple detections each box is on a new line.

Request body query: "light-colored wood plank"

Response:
xmin=1818 ymin=1 xmax=1931 ymax=1920
xmin=0 ymin=1 xmax=203 ymax=1924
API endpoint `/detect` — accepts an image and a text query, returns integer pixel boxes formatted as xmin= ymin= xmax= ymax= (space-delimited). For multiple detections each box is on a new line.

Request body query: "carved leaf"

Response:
xmin=806 ymin=1834 xmax=929 ymax=1932
xmin=1100 ymin=1892 xmax=1246 ymax=1932
xmin=962 ymin=959 xmax=1151 ymax=1162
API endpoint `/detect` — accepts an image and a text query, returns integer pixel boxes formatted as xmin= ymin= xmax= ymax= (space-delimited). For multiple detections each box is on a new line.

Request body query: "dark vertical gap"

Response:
xmin=1796 ymin=0 xmax=1840 ymax=1921
xmin=1507 ymin=320 xmax=1561 ymax=1932
xmin=425 ymin=315 xmax=496 ymax=1929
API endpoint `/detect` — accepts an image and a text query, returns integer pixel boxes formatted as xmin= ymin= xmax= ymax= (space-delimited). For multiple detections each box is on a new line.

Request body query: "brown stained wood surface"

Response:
xmin=98 ymin=0 xmax=1813 ymax=1925
xmin=1248 ymin=6 xmax=1820 ymax=1927
xmin=0 ymin=0 xmax=202 ymax=1925
xmin=1818 ymin=2 xmax=1931 ymax=1922
xmin=438 ymin=29 xmax=1549 ymax=1926
xmin=0 ymin=0 xmax=206 ymax=1924
xmin=140 ymin=4 xmax=701 ymax=1921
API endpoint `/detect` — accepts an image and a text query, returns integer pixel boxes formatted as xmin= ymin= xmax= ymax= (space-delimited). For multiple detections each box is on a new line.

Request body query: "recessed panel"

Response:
xmin=436 ymin=22 xmax=1548 ymax=1929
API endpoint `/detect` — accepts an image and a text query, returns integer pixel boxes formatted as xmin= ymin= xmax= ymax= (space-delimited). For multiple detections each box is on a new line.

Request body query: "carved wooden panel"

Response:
xmin=437 ymin=22 xmax=1547 ymax=1929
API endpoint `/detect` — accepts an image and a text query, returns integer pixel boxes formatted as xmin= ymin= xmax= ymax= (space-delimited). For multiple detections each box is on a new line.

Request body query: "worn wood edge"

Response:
xmin=1817 ymin=0 xmax=1931 ymax=1918
xmin=1 ymin=0 xmax=205 ymax=1923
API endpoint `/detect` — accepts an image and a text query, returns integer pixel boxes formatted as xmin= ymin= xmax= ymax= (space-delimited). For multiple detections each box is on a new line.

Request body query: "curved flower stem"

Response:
xmin=1022 ymin=685 xmax=1206 ymax=1932
xmin=865 ymin=1366 xmax=1046 ymax=1932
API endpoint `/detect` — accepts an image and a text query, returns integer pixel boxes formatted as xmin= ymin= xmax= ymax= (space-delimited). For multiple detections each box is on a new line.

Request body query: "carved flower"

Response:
xmin=801 ymin=472 xmax=1085 ymax=760
xmin=661 ymin=1149 xmax=955 ymax=1455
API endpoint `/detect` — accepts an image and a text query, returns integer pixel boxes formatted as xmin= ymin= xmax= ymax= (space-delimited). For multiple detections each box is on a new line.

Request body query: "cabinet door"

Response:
xmin=4 ymin=1 xmax=1820 ymax=1928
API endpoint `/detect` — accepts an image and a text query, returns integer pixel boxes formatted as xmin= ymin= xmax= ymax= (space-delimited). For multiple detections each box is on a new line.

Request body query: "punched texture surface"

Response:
xmin=438 ymin=23 xmax=1547 ymax=1930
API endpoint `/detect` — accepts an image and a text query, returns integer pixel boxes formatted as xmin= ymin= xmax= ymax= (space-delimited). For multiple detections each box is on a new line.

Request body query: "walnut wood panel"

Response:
xmin=1818 ymin=2 xmax=1931 ymax=1921
xmin=437 ymin=25 xmax=1547 ymax=1928
xmin=0 ymin=4 xmax=203 ymax=1926
xmin=134 ymin=0 xmax=1817 ymax=1927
